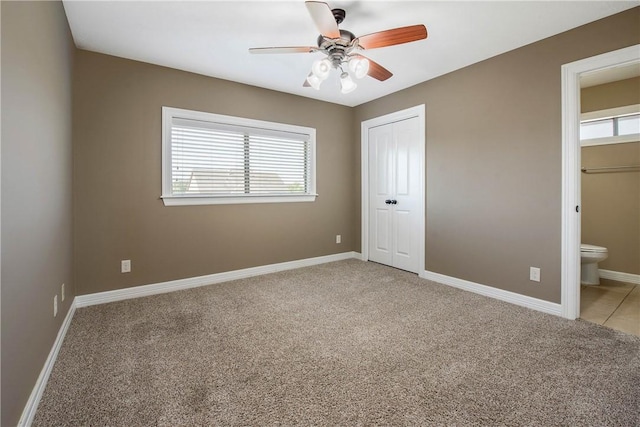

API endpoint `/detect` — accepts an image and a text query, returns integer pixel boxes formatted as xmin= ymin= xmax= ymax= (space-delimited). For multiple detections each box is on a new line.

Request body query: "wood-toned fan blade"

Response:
xmin=357 ymin=24 xmax=427 ymax=50
xmin=306 ymin=1 xmax=340 ymax=38
xmin=249 ymin=46 xmax=318 ymax=54
xmin=354 ymin=54 xmax=392 ymax=81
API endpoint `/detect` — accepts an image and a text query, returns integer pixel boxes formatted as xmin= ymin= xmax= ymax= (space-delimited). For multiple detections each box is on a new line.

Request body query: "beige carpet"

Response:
xmin=34 ymin=260 xmax=639 ymax=426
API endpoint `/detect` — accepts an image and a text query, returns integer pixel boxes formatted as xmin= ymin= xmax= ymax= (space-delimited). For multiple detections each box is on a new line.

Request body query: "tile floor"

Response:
xmin=580 ymin=278 xmax=639 ymax=336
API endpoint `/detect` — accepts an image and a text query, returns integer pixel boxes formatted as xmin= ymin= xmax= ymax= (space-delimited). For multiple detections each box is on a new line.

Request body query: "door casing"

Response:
xmin=361 ymin=105 xmax=426 ymax=275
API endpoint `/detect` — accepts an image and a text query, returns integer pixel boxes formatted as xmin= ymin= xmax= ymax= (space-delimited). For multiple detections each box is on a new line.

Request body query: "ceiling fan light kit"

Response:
xmin=307 ymin=56 xmax=366 ymax=92
xmin=249 ymin=1 xmax=427 ymax=94
xmin=311 ymin=58 xmax=331 ymax=79
xmin=339 ymin=72 xmax=357 ymax=94
xmin=348 ymin=56 xmax=370 ymax=79
xmin=306 ymin=72 xmax=323 ymax=90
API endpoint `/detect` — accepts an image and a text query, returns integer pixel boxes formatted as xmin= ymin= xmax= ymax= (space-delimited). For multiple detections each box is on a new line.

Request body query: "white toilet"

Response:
xmin=580 ymin=244 xmax=608 ymax=285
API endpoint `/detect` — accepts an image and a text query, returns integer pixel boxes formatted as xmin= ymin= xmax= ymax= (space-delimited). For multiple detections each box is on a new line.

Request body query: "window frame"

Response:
xmin=161 ymin=107 xmax=317 ymax=206
xmin=580 ymin=104 xmax=640 ymax=147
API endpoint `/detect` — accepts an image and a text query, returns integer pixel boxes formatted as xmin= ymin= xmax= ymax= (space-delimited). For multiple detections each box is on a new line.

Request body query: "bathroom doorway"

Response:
xmin=560 ymin=45 xmax=640 ymax=332
xmin=578 ymin=65 xmax=640 ymax=335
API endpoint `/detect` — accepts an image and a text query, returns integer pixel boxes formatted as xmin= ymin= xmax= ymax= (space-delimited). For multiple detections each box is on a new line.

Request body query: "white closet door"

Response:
xmin=368 ymin=116 xmax=421 ymax=273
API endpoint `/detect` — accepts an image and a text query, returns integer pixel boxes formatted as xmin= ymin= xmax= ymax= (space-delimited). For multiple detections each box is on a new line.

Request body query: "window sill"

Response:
xmin=161 ymin=194 xmax=318 ymax=206
xmin=580 ymin=134 xmax=639 ymax=147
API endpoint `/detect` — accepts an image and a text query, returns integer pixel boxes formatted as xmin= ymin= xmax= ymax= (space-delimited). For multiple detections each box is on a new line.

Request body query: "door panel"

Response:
xmin=369 ymin=124 xmax=394 ymax=266
xmin=395 ymin=132 xmax=410 ymax=196
xmin=394 ymin=210 xmax=411 ymax=256
xmin=376 ymin=137 xmax=390 ymax=195
xmin=392 ymin=118 xmax=421 ymax=273
xmin=375 ymin=209 xmax=391 ymax=253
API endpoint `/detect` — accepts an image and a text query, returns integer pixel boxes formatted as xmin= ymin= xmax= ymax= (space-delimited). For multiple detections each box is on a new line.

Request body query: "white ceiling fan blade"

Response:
xmin=249 ymin=46 xmax=319 ymax=54
xmin=306 ymin=1 xmax=340 ymax=39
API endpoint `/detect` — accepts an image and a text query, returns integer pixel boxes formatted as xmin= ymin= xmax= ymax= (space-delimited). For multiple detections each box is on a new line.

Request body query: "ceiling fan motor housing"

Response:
xmin=317 ymin=29 xmax=357 ymax=67
xmin=316 ymin=29 xmax=355 ymax=48
xmin=311 ymin=7 xmax=356 ymax=68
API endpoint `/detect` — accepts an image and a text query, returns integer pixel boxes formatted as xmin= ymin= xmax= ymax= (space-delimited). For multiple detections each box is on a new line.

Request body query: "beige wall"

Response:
xmin=1 ymin=1 xmax=75 ymax=425
xmin=73 ymin=51 xmax=357 ymax=295
xmin=581 ymin=77 xmax=640 ymax=275
xmin=581 ymin=143 xmax=640 ymax=274
xmin=354 ymin=7 xmax=640 ymax=303
xmin=581 ymin=76 xmax=640 ymax=113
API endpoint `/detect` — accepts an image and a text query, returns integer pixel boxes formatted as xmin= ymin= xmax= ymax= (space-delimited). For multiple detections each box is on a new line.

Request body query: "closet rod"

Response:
xmin=581 ymin=165 xmax=640 ymax=173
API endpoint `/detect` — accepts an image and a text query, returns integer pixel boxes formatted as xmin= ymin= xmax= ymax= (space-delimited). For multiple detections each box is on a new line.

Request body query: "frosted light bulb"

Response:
xmin=312 ymin=58 xmax=331 ymax=80
xmin=348 ymin=56 xmax=370 ymax=79
xmin=340 ymin=72 xmax=357 ymax=94
xmin=306 ymin=73 xmax=322 ymax=90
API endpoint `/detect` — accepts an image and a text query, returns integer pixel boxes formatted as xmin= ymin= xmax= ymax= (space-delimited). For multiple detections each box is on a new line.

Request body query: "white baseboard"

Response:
xmin=421 ymin=270 xmax=562 ymax=316
xmin=76 ymin=251 xmax=362 ymax=308
xmin=18 ymin=300 xmax=77 ymax=427
xmin=599 ymin=269 xmax=640 ymax=285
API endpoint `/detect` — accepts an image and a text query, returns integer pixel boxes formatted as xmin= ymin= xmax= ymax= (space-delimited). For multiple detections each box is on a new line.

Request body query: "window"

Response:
xmin=162 ymin=107 xmax=316 ymax=206
xmin=580 ymin=104 xmax=640 ymax=146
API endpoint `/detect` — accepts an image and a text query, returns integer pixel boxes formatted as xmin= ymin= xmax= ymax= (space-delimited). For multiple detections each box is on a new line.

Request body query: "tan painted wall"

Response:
xmin=73 ymin=51 xmax=357 ymax=295
xmin=581 ymin=77 xmax=640 ymax=113
xmin=581 ymin=77 xmax=640 ymax=275
xmin=1 ymin=1 xmax=75 ymax=425
xmin=354 ymin=8 xmax=640 ymax=303
xmin=581 ymin=143 xmax=640 ymax=274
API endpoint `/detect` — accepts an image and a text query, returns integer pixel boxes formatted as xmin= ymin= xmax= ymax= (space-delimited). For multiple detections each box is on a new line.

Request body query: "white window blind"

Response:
xmin=162 ymin=107 xmax=316 ymax=206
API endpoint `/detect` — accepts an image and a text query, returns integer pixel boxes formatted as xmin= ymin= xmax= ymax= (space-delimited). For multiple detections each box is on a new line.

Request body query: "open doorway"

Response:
xmin=578 ymin=65 xmax=639 ymax=335
xmin=560 ymin=45 xmax=640 ymax=326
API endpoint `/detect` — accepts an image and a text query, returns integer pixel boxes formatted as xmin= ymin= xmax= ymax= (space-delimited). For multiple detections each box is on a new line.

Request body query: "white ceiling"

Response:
xmin=62 ymin=1 xmax=639 ymax=107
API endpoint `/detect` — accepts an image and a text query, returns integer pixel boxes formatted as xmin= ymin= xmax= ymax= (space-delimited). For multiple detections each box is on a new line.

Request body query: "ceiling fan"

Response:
xmin=249 ymin=1 xmax=427 ymax=93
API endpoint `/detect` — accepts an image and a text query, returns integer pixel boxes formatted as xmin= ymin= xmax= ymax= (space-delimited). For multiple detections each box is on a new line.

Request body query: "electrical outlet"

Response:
xmin=54 ymin=295 xmax=58 ymax=317
xmin=336 ymin=234 xmax=341 ymax=244
xmin=61 ymin=283 xmax=65 ymax=301
xmin=121 ymin=259 xmax=131 ymax=273
xmin=530 ymin=267 xmax=541 ymax=282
